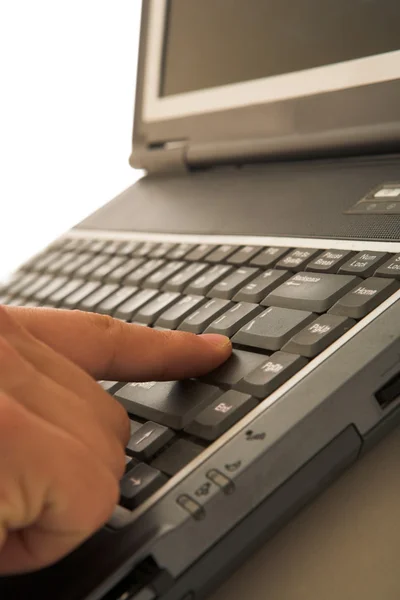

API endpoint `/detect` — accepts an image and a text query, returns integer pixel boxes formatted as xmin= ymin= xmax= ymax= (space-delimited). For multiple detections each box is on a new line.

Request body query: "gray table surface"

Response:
xmin=210 ymin=427 xmax=400 ymax=600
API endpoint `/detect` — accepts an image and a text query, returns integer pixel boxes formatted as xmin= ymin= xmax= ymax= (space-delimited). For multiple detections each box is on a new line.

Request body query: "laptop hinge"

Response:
xmin=130 ymin=139 xmax=188 ymax=174
xmin=186 ymin=123 xmax=400 ymax=169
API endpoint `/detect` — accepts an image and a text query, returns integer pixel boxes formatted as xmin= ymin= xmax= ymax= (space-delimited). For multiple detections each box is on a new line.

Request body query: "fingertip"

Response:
xmin=199 ymin=333 xmax=232 ymax=351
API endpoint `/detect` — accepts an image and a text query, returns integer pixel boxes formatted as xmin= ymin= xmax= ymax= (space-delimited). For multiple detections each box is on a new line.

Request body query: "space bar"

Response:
xmin=115 ymin=380 xmax=221 ymax=429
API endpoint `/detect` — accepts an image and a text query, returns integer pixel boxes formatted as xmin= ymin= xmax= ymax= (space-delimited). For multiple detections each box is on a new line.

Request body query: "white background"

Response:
xmin=0 ymin=1 xmax=143 ymax=279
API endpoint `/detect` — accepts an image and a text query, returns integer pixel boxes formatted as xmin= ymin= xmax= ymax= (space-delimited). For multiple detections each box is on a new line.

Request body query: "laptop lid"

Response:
xmin=131 ymin=0 xmax=400 ymax=173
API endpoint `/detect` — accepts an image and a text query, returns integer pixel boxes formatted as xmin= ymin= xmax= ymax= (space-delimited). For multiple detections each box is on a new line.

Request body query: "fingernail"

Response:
xmin=199 ymin=333 xmax=231 ymax=348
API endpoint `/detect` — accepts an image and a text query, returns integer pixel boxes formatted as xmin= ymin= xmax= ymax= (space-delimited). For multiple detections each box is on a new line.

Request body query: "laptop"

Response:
xmin=2 ymin=1 xmax=400 ymax=598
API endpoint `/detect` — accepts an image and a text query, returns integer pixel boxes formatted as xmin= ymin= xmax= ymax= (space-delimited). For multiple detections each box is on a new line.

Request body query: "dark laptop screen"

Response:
xmin=161 ymin=0 xmax=399 ymax=97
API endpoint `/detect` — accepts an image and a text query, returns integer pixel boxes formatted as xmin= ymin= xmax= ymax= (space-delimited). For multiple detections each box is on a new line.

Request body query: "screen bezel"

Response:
xmin=131 ymin=1 xmax=400 ymax=170
xmin=143 ymin=0 xmax=400 ymax=123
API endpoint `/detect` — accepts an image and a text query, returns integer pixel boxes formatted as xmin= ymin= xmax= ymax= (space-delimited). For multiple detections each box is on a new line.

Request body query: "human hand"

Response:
xmin=0 ymin=306 xmax=231 ymax=574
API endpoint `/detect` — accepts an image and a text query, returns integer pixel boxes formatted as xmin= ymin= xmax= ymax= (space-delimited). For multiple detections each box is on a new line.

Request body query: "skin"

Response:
xmin=0 ymin=305 xmax=231 ymax=575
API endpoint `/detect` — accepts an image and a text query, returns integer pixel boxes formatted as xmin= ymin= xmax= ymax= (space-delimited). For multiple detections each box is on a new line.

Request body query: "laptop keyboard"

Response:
xmin=1 ymin=236 xmax=399 ymax=513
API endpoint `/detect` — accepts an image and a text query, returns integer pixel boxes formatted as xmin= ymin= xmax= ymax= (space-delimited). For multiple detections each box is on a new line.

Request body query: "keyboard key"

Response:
xmin=48 ymin=238 xmax=67 ymax=250
xmin=96 ymin=286 xmax=138 ymax=316
xmin=232 ymin=306 xmax=314 ymax=351
xmin=126 ymin=422 xmax=175 ymax=460
xmin=202 ymin=349 xmax=267 ymax=387
xmin=5 ymin=297 xmax=26 ymax=306
xmin=263 ymin=272 xmax=360 ymax=313
xmin=86 ymin=239 xmax=108 ymax=254
xmin=151 ymin=439 xmax=204 ymax=477
xmin=144 ymin=261 xmax=185 ymax=289
xmin=47 ymin=252 xmax=76 ymax=274
xmin=61 ymin=237 xmax=90 ymax=252
xmin=135 ymin=292 xmax=181 ymax=325
xmin=237 ymin=352 xmax=308 ymax=398
xmin=185 ymin=244 xmax=216 ymax=262
xmin=185 ymin=265 xmax=233 ymax=295
xmin=178 ymin=298 xmax=231 ymax=333
xmin=63 ymin=280 xmax=101 ymax=309
xmin=185 ymin=390 xmax=257 ymax=441
xmin=125 ymin=259 xmax=165 ymax=285
xmin=129 ymin=419 xmax=143 ymax=436
xmin=306 ymin=250 xmax=354 ymax=273
xmin=108 ymin=257 xmax=145 ymax=283
xmin=20 ymin=300 xmax=39 ymax=307
xmin=276 ymin=248 xmax=321 ymax=271
xmin=6 ymin=272 xmax=37 ymax=297
xmin=20 ymin=274 xmax=52 ymax=298
xmin=250 ymin=246 xmax=290 ymax=268
xmin=206 ymin=245 xmax=238 ymax=263
xmin=76 ymin=254 xmax=109 ymax=279
xmin=98 ymin=380 xmax=123 ymax=394
xmin=91 ymin=256 xmax=127 ymax=281
xmin=115 ymin=380 xmax=221 ymax=429
xmin=233 ymin=269 xmax=290 ymax=303
xmin=114 ymin=289 xmax=158 ymax=321
xmin=116 ymin=240 xmax=141 ymax=256
xmin=120 ymin=463 xmax=167 ymax=510
xmin=149 ymin=242 xmax=176 ymax=258
xmin=205 ymin=302 xmax=262 ymax=337
xmin=328 ymin=277 xmax=399 ymax=319
xmin=136 ymin=241 xmax=162 ymax=257
xmin=34 ymin=276 xmax=68 ymax=302
xmin=166 ymin=243 xmax=195 ymax=260
xmin=208 ymin=267 xmax=259 ymax=299
xmin=60 ymin=252 xmax=92 ymax=276
xmin=283 ymin=314 xmax=356 ymax=357
xmin=227 ymin=246 xmax=263 ymax=265
xmin=155 ymin=295 xmax=205 ymax=329
xmin=339 ymin=251 xmax=389 ymax=277
xmin=102 ymin=240 xmax=123 ymax=255
xmin=79 ymin=283 xmax=119 ymax=312
xmin=374 ymin=254 xmax=400 ymax=279
xmin=31 ymin=250 xmax=63 ymax=272
xmin=124 ymin=455 xmax=139 ymax=473
xmin=163 ymin=262 xmax=208 ymax=292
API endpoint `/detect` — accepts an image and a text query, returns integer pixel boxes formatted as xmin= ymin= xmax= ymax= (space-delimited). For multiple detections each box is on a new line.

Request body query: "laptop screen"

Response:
xmin=142 ymin=0 xmax=399 ymax=123
xmin=161 ymin=0 xmax=399 ymax=98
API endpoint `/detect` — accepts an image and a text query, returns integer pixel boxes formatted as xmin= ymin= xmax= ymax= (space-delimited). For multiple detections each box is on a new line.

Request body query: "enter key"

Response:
xmin=263 ymin=272 xmax=361 ymax=313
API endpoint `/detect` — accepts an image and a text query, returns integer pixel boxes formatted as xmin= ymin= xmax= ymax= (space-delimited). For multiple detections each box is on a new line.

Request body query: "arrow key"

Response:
xmin=120 ymin=463 xmax=168 ymax=510
xmin=126 ymin=421 xmax=175 ymax=460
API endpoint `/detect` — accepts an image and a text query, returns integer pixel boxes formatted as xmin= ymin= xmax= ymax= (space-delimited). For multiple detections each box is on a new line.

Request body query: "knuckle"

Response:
xmin=97 ymin=383 xmax=131 ymax=445
xmin=153 ymin=329 xmax=197 ymax=380
xmin=90 ymin=473 xmax=120 ymax=530
xmin=87 ymin=313 xmax=123 ymax=375
xmin=111 ymin=401 xmax=131 ymax=445
xmin=152 ymin=329 xmax=177 ymax=380
xmin=109 ymin=437 xmax=127 ymax=479
xmin=87 ymin=312 xmax=118 ymax=335
xmin=157 ymin=328 xmax=176 ymax=344
xmin=159 ymin=328 xmax=197 ymax=346
xmin=99 ymin=479 xmax=120 ymax=523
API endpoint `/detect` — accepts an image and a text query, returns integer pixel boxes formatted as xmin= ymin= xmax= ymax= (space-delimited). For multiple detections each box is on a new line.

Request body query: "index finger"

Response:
xmin=5 ymin=307 xmax=232 ymax=381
